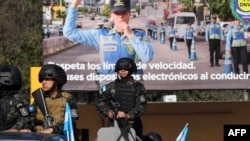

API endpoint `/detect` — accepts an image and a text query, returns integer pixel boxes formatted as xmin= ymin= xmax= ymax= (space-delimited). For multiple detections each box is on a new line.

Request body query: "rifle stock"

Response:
xmin=32 ymin=88 xmax=55 ymax=129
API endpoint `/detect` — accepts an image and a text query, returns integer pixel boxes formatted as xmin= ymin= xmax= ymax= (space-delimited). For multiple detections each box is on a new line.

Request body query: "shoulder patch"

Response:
xmin=19 ymin=107 xmax=29 ymax=117
xmin=71 ymin=109 xmax=79 ymax=118
xmin=140 ymin=95 xmax=146 ymax=103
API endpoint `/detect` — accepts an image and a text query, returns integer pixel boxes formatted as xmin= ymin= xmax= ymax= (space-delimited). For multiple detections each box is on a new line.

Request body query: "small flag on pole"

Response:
xmin=63 ymin=102 xmax=75 ymax=141
xmin=176 ymin=123 xmax=189 ymax=141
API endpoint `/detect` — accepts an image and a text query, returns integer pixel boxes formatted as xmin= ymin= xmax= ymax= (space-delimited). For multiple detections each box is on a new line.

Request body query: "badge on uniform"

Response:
xmin=101 ymin=85 xmax=107 ymax=95
xmin=140 ymin=95 xmax=146 ymax=103
xmin=71 ymin=109 xmax=79 ymax=118
xmin=19 ymin=107 xmax=29 ymax=117
xmin=16 ymin=102 xmax=29 ymax=116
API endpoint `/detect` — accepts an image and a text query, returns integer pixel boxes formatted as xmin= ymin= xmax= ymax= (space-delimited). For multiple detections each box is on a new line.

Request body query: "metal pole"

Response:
xmin=169 ymin=0 xmax=171 ymax=14
xmin=140 ymin=0 xmax=142 ymax=17
xmin=60 ymin=0 xmax=62 ymax=14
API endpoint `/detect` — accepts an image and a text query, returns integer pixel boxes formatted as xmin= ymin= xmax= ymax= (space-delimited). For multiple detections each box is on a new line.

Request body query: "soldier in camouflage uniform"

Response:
xmin=96 ymin=58 xmax=147 ymax=139
xmin=26 ymin=64 xmax=79 ymax=140
xmin=0 ymin=64 xmax=32 ymax=132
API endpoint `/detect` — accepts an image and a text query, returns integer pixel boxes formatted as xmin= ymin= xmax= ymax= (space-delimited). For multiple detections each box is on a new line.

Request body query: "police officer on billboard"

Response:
xmin=63 ymin=0 xmax=154 ymax=82
xmin=27 ymin=64 xmax=79 ymax=140
xmin=167 ymin=24 xmax=176 ymax=50
xmin=205 ymin=15 xmax=224 ymax=67
xmin=226 ymin=19 xmax=249 ymax=74
xmin=96 ymin=57 xmax=147 ymax=140
xmin=0 ymin=64 xmax=32 ymax=132
xmin=184 ymin=22 xmax=196 ymax=58
xmin=158 ymin=23 xmax=166 ymax=44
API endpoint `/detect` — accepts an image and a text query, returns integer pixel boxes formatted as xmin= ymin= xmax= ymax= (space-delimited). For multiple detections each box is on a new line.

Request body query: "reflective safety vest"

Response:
xmin=185 ymin=28 xmax=194 ymax=39
xmin=152 ymin=25 xmax=157 ymax=32
xmin=231 ymin=26 xmax=246 ymax=47
xmin=208 ymin=23 xmax=221 ymax=39
xmin=158 ymin=26 xmax=165 ymax=33
xmin=168 ymin=28 xmax=175 ymax=37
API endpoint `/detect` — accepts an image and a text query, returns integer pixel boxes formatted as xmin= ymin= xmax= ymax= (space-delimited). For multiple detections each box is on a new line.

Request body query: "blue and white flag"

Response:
xmin=63 ymin=102 xmax=75 ymax=141
xmin=176 ymin=123 xmax=189 ymax=141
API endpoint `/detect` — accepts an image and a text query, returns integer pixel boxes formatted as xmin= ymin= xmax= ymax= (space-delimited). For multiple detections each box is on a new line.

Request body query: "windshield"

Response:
xmin=176 ymin=17 xmax=195 ymax=24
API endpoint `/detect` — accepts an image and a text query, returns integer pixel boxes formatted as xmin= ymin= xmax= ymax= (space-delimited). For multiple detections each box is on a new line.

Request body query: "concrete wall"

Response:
xmin=76 ymin=102 xmax=250 ymax=141
xmin=43 ymin=37 xmax=79 ymax=57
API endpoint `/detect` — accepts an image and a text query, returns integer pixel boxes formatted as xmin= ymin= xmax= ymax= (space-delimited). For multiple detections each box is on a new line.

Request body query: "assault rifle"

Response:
xmin=32 ymin=88 xmax=56 ymax=129
xmin=108 ymin=99 xmax=138 ymax=141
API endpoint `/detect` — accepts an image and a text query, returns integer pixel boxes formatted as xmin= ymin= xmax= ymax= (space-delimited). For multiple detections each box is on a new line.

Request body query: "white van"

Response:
xmin=166 ymin=12 xmax=198 ymax=40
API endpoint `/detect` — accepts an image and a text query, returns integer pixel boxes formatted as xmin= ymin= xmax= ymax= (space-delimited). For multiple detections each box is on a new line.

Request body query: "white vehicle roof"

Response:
xmin=168 ymin=12 xmax=196 ymax=17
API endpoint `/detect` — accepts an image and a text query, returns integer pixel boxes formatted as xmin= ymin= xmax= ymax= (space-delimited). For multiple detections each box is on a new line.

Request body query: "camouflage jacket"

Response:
xmin=0 ymin=91 xmax=32 ymax=131
xmin=96 ymin=79 xmax=147 ymax=120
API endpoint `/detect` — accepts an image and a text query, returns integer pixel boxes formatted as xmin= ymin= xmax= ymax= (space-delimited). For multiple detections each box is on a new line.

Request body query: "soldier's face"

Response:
xmin=118 ymin=69 xmax=129 ymax=78
xmin=41 ymin=78 xmax=55 ymax=92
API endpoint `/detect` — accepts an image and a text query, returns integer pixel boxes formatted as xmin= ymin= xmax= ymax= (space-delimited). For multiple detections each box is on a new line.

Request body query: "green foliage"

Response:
xmin=53 ymin=0 xmax=66 ymax=6
xmin=180 ymin=0 xmax=193 ymax=12
xmin=0 ymin=1 xmax=43 ymax=96
xmin=179 ymin=0 xmax=233 ymax=21
xmin=207 ymin=0 xmax=233 ymax=21
xmin=78 ymin=7 xmax=89 ymax=16
xmin=56 ymin=10 xmax=67 ymax=25
xmin=147 ymin=90 xmax=248 ymax=102
xmin=101 ymin=4 xmax=110 ymax=17
xmin=135 ymin=5 xmax=140 ymax=15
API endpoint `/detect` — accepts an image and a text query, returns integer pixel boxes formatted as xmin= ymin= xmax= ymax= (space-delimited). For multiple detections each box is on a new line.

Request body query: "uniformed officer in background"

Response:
xmin=27 ymin=64 xmax=79 ymax=140
xmin=96 ymin=58 xmax=147 ymax=140
xmin=226 ymin=19 xmax=249 ymax=74
xmin=63 ymin=0 xmax=154 ymax=87
xmin=167 ymin=24 xmax=176 ymax=50
xmin=158 ymin=22 xmax=166 ymax=44
xmin=205 ymin=15 xmax=224 ymax=67
xmin=184 ymin=22 xmax=196 ymax=58
xmin=0 ymin=64 xmax=32 ymax=132
xmin=58 ymin=24 xmax=63 ymax=36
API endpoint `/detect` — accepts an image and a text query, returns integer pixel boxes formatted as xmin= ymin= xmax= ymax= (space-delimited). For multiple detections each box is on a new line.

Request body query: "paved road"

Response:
xmin=44 ymin=17 xmax=250 ymax=90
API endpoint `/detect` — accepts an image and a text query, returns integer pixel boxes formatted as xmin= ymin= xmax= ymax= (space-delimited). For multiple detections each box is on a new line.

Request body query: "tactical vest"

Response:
xmin=113 ymin=82 xmax=138 ymax=113
xmin=208 ymin=23 xmax=221 ymax=39
xmin=159 ymin=26 xmax=165 ymax=33
xmin=35 ymin=92 xmax=71 ymax=130
xmin=231 ymin=26 xmax=246 ymax=47
xmin=168 ymin=29 xmax=175 ymax=37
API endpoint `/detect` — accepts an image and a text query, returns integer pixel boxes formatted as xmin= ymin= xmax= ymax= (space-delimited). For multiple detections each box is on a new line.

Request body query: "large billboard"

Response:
xmin=43 ymin=4 xmax=250 ymax=91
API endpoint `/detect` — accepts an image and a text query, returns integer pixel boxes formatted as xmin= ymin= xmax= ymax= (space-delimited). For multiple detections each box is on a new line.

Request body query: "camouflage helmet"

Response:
xmin=0 ymin=64 xmax=22 ymax=91
xmin=115 ymin=58 xmax=137 ymax=74
xmin=39 ymin=64 xmax=67 ymax=87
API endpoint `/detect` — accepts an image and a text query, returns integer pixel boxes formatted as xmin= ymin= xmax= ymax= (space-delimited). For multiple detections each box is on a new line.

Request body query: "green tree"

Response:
xmin=78 ymin=7 xmax=89 ymax=17
xmin=56 ymin=10 xmax=67 ymax=25
xmin=53 ymin=0 xmax=66 ymax=6
xmin=180 ymin=0 xmax=195 ymax=12
xmin=180 ymin=0 xmax=233 ymax=21
xmin=135 ymin=4 xmax=140 ymax=15
xmin=0 ymin=1 xmax=43 ymax=96
xmin=207 ymin=0 xmax=233 ymax=21
xmin=101 ymin=4 xmax=110 ymax=17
